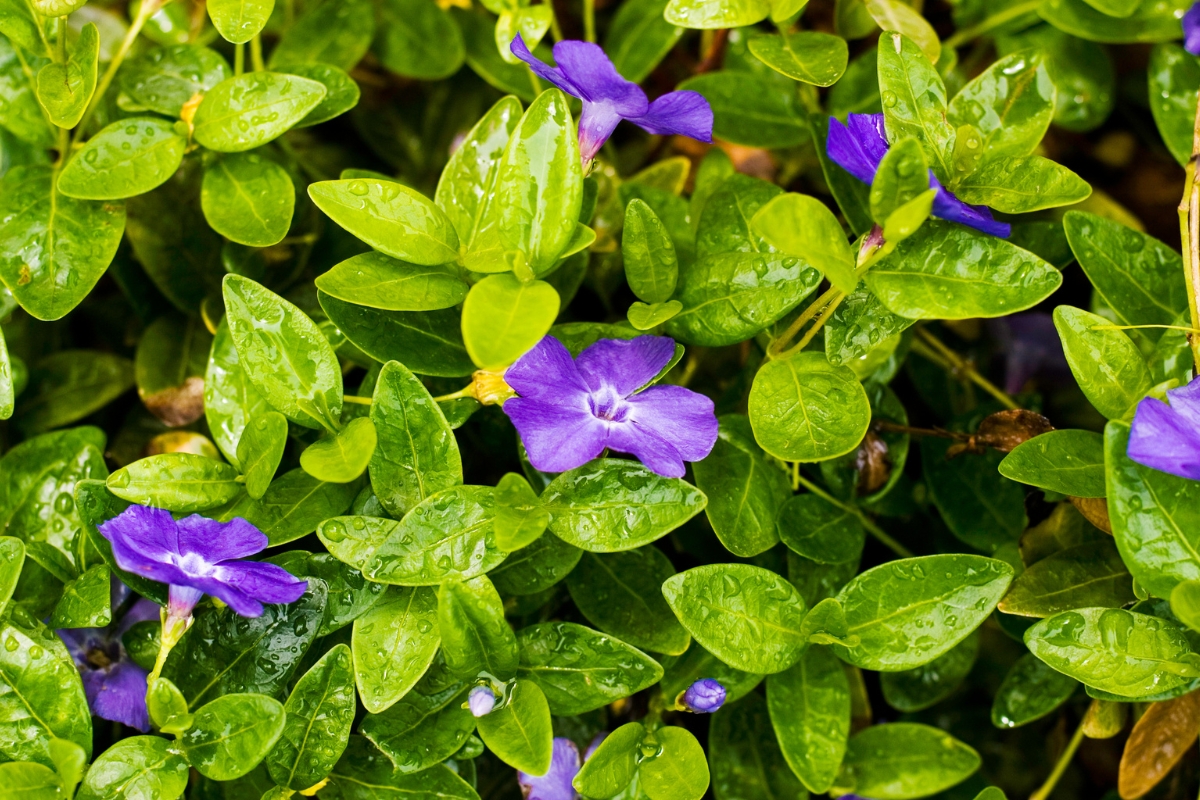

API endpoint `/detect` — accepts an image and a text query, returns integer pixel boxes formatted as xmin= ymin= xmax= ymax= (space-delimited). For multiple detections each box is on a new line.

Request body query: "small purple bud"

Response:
xmin=681 ymin=678 xmax=725 ymax=713
xmin=468 ymin=685 xmax=497 ymax=717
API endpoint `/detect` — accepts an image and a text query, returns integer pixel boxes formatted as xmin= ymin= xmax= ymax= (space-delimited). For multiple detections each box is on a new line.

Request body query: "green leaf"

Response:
xmin=268 ymin=0 xmax=374 ymax=71
xmin=0 ymin=614 xmax=91 ymax=766
xmin=999 ymin=429 xmax=1106 ymax=498
xmin=75 ymin=735 xmax=189 ymax=800
xmin=269 ymin=552 xmax=384 ymax=637
xmin=663 ymin=0 xmax=769 ymax=28
xmin=164 ymin=581 xmax=327 ymax=707
xmin=182 ymin=693 xmax=286 ymax=780
xmin=751 ymin=193 xmax=856 ymax=293
xmin=236 ymin=412 xmax=288 ymax=499
xmin=574 ymin=721 xmax=642 ymax=798
xmin=711 ymin=692 xmax=806 ymax=799
xmin=922 ymin=438 xmax=1027 ymax=553
xmin=0 ymin=36 xmax=52 ymax=148
xmin=832 ymin=555 xmax=1013 ymax=671
xmin=318 ymin=515 xmax=394 ymax=573
xmin=206 ymin=318 xmax=271 ymax=468
xmin=358 ymin=652 xmax=473 ymax=774
xmin=301 ymin=417 xmax=377 ymax=483
xmin=638 ymin=726 xmax=709 ymax=800
xmin=880 ymin=629 xmax=979 ymax=712
xmin=193 ymin=72 xmax=326 ymax=153
xmin=434 ymin=95 xmax=522 ymax=245
xmin=309 ymin=179 xmax=459 ymax=267
xmin=1149 ymin=43 xmax=1199 ymax=166
xmin=74 ymin=480 xmax=167 ymax=605
xmin=15 ymin=351 xmax=134 ymax=434
xmin=1063 ymin=212 xmax=1187 ymax=338
xmin=220 ymin=468 xmax=360 ymax=546
xmin=493 ymin=472 xmax=549 ymax=552
xmin=368 ymin=360 xmax=462 ymax=518
xmin=200 ymin=153 xmax=295 ymax=247
xmin=747 ymin=32 xmax=848 ymax=86
xmin=692 ymin=415 xmax=790 ymax=558
xmin=107 ymin=453 xmax=241 ymax=513
xmin=376 ymin=0 xmax=464 ymax=80
xmin=676 ymin=72 xmax=808 ymax=149
xmin=475 ymin=678 xmax=553 ymax=774
xmin=438 ymin=575 xmax=518 ymax=679
xmin=1054 ymin=305 xmax=1152 ymax=419
xmin=825 ymin=285 xmax=915 ymax=366
xmin=566 ymin=548 xmax=690 ymax=656
xmin=834 ymin=723 xmax=980 ymax=799
xmin=1024 ymin=607 xmax=1200 ymax=698
xmin=877 ymin=32 xmax=954 ymax=181
xmin=58 ymin=118 xmax=185 ymax=201
xmin=323 ymin=737 xmax=478 ymax=799
xmin=119 ymin=44 xmax=231 ymax=117
xmin=223 ymin=275 xmax=343 ymax=430
xmin=135 ymin=313 xmax=212 ymax=427
xmin=0 ymin=325 xmax=12 ymax=421
xmin=990 ymin=652 xmax=1078 ymax=728
xmin=1000 ymin=540 xmax=1134 ymax=618
xmin=1171 ymin=581 xmax=1200 ymax=633
xmin=766 ymin=644 xmax=851 ymax=793
xmin=265 ymin=644 xmax=355 ymax=790
xmin=1037 ymin=0 xmax=1190 ymax=43
xmin=0 ymin=165 xmax=125 ymax=322
xmin=662 ymin=564 xmax=807 ymax=674
xmin=1107 ymin=420 xmax=1200 ymax=599
xmin=50 ymin=563 xmax=110 ymax=629
xmin=351 ymin=585 xmax=440 ymax=713
xmin=947 ymin=50 xmax=1055 ymax=160
xmin=748 ymin=351 xmax=871 ymax=462
xmin=147 ymin=677 xmax=191 ymax=734
xmin=605 ymin=0 xmax=683 ymax=84
xmin=777 ymin=493 xmax=866 ymax=565
xmin=865 ymin=0 xmax=940 ymax=62
xmin=865 ymin=221 xmax=1062 ymax=319
xmin=0 ymin=537 xmax=23 ymax=615
xmin=0 ymin=0 xmax=49 ymax=56
xmin=285 ymin=63 xmax=359 ymax=126
xmin=0 ymin=761 xmax=61 ymax=800
xmin=208 ymin=0 xmax=274 ymax=44
xmin=517 ymin=621 xmax=663 ymax=714
xmin=954 ymin=156 xmax=1090 ymax=212
xmin=869 ymin=137 xmax=929 ymax=225
xmin=542 ymin=459 xmax=707 ymax=552
xmin=318 ymin=293 xmax=475 ymax=378
xmin=461 ymin=274 xmax=560 ymax=370
xmin=623 ymin=199 xmax=678 ymax=304
xmin=315 ymin=253 xmax=468 ymax=312
xmin=489 ymin=530 xmax=582 ymax=596
xmin=34 ymin=22 xmax=97 ymax=129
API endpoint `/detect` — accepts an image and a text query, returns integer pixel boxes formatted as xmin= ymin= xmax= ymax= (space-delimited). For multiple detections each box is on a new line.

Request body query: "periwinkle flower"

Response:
xmin=510 ymin=35 xmax=713 ymax=164
xmin=680 ymin=678 xmax=725 ymax=713
xmin=1128 ymin=376 xmax=1200 ymax=481
xmin=98 ymin=505 xmax=308 ymax=654
xmin=1186 ymin=2 xmax=1200 ymax=55
xmin=57 ymin=582 xmax=159 ymax=732
xmin=468 ymin=685 xmax=497 ymax=717
xmin=828 ymin=113 xmax=1010 ymax=238
xmin=518 ymin=737 xmax=584 ymax=800
xmin=986 ymin=312 xmax=1070 ymax=395
xmin=503 ymin=335 xmax=718 ymax=478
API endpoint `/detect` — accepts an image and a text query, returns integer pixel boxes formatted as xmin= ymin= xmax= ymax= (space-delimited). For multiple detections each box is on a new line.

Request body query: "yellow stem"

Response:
xmin=250 ymin=35 xmax=264 ymax=72
xmin=1029 ymin=718 xmax=1085 ymax=800
xmin=794 ymin=473 xmax=914 ymax=558
xmin=914 ymin=327 xmax=1019 ymax=410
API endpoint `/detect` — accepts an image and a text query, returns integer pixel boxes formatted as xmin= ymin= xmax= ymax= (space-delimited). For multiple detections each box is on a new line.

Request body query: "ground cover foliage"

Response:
xmin=1 ymin=0 xmax=1200 ymax=798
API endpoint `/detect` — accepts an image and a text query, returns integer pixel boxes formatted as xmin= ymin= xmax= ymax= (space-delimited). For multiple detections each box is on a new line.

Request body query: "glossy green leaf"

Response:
xmin=922 ymin=438 xmax=1027 ymax=554
xmin=268 ymin=0 xmax=375 ymax=71
xmin=438 ymin=575 xmax=518 ymax=679
xmin=1038 ymin=0 xmax=1190 ymax=43
xmin=663 ymin=0 xmax=769 ymax=28
xmin=319 ymin=293 xmax=475 ymax=378
xmin=639 ymin=726 xmax=709 ymax=800
xmin=766 ymin=644 xmax=850 ymax=793
xmin=954 ymin=156 xmax=1089 ymax=213
xmin=236 ymin=412 xmax=287 ymax=499
xmin=869 ymin=137 xmax=929 ymax=226
xmin=35 ymin=22 xmax=97 ymax=129
xmin=50 ymin=563 xmax=110 ymax=629
xmin=315 ymin=253 xmax=467 ymax=312
xmin=15 ymin=351 xmax=134 ymax=435
xmin=193 ymin=72 xmax=325 ymax=152
xmin=677 ymin=71 xmax=808 ymax=149
xmin=1054 ymin=305 xmax=1152 ymax=419
xmin=120 ymin=44 xmax=231 ymax=116
xmin=107 ymin=453 xmax=240 ymax=512
xmin=376 ymin=0 xmax=464 ymax=80
xmin=517 ymin=621 xmax=663 ymax=714
xmin=265 ymin=644 xmax=355 ymax=790
xmin=999 ymin=429 xmax=1105 ymax=497
xmin=200 ymin=153 xmax=295 ymax=247
xmin=270 ymin=551 xmax=384 ymax=637
xmin=309 ymin=179 xmax=459 ymax=267
xmin=205 ymin=319 xmax=271 ymax=468
xmin=322 ymin=737 xmax=478 ymax=799
xmin=489 ymin=530 xmax=582 ymax=596
xmin=182 ymin=693 xmax=285 ymax=780
xmin=623 ymin=199 xmax=678 ymax=305
xmin=777 ymin=493 xmax=866 ymax=565
xmin=301 ymin=417 xmax=377 ymax=483
xmin=990 ymin=652 xmax=1078 ymax=728
xmin=572 ymin=721 xmax=642 ymax=798
xmin=208 ymin=0 xmax=274 ymax=44
xmin=220 ymin=468 xmax=359 ymax=546
xmin=1001 ymin=540 xmax=1134 ymax=618
xmin=461 ymin=274 xmax=560 ymax=370
xmin=833 ymin=555 xmax=1013 ymax=671
xmin=1149 ymin=43 xmax=1200 ymax=166
xmin=877 ymin=33 xmax=954 ymax=181
xmin=711 ymin=692 xmax=805 ymax=799
xmin=493 ymin=472 xmax=549 ymax=552
xmin=76 ymin=735 xmax=189 ymax=800
xmin=0 ymin=537 xmax=23 ymax=615
xmin=751 ymin=193 xmax=856 ymax=293
xmin=351 ymin=585 xmax=440 ymax=713
xmin=834 ymin=723 xmax=980 ymax=799
xmin=605 ymin=0 xmax=683 ymax=83
xmin=542 ymin=459 xmax=706 ymax=552
xmin=947 ymin=50 xmax=1055 ymax=160
xmin=748 ymin=32 xmax=848 ymax=86
xmin=59 ymin=118 xmax=185 ymax=201
xmin=475 ymin=678 xmax=552 ymax=774
xmin=880 ymin=629 xmax=979 ymax=712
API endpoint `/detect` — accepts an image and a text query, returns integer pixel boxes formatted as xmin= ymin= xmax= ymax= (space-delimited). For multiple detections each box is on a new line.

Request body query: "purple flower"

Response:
xmin=681 ymin=678 xmax=725 ymax=713
xmin=468 ymin=685 xmax=496 ymax=717
xmin=509 ymin=35 xmax=713 ymax=163
xmin=986 ymin=312 xmax=1070 ymax=395
xmin=519 ymin=737 xmax=581 ymax=800
xmin=1128 ymin=376 xmax=1200 ymax=480
xmin=57 ymin=582 xmax=159 ymax=732
xmin=98 ymin=505 xmax=307 ymax=635
xmin=1186 ymin=2 xmax=1200 ymax=55
xmin=503 ymin=336 xmax=718 ymax=478
xmin=827 ymin=113 xmax=1010 ymax=238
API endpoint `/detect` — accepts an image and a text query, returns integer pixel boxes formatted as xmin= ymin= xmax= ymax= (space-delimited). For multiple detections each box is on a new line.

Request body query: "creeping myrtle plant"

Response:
xmin=1128 ymin=377 xmax=1200 ymax=481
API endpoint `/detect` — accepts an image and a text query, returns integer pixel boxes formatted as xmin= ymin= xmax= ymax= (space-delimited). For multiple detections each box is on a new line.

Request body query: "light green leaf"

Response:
xmin=35 ymin=22 xmax=98 ymax=129
xmin=475 ymin=679 xmax=553 ymax=774
xmin=208 ymin=0 xmax=274 ymax=44
xmin=834 ymin=723 xmax=980 ymax=799
xmin=748 ymin=32 xmax=848 ymax=86
xmin=351 ymin=585 xmax=440 ymax=713
xmin=107 ymin=453 xmax=241 ymax=512
xmin=877 ymin=32 xmax=953 ymax=180
xmin=438 ymin=575 xmax=518 ymax=680
xmin=767 ymin=644 xmax=850 ymax=793
xmin=999 ymin=429 xmax=1106 ymax=498
xmin=201 ymin=153 xmax=295 ymax=247
xmin=947 ymin=50 xmax=1055 ymax=160
xmin=1054 ymin=305 xmax=1152 ymax=419
xmin=181 ymin=693 xmax=286 ymax=780
xmin=236 ymin=412 xmax=288 ymax=500
xmin=193 ymin=72 xmax=326 ymax=153
xmin=315 ymin=252 xmax=468 ymax=312
xmin=751 ymin=193 xmax=856 ymax=293
xmin=461 ymin=274 xmax=560 ymax=370
xmin=638 ymin=726 xmax=709 ymax=800
xmin=954 ymin=156 xmax=1090 ymax=212
xmin=309 ymin=179 xmax=459 ymax=266
xmin=265 ymin=644 xmax=355 ymax=790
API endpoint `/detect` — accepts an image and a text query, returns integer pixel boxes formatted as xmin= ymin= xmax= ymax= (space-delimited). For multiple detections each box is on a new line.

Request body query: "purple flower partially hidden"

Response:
xmin=1129 ymin=376 xmax=1200 ymax=481
xmin=468 ymin=685 xmax=496 ymax=717
xmin=827 ymin=113 xmax=1011 ymax=238
xmin=510 ymin=35 xmax=713 ymax=163
xmin=1186 ymin=1 xmax=1200 ymax=55
xmin=98 ymin=505 xmax=307 ymax=623
xmin=503 ymin=336 xmax=718 ymax=478
xmin=681 ymin=678 xmax=726 ymax=712
xmin=518 ymin=737 xmax=580 ymax=800
xmin=57 ymin=581 xmax=159 ymax=732
xmin=986 ymin=312 xmax=1070 ymax=395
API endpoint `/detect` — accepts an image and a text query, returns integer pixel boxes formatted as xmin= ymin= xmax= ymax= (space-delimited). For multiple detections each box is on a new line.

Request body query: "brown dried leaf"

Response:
xmin=854 ymin=431 xmax=891 ymax=495
xmin=974 ymin=409 xmax=1054 ymax=453
xmin=141 ymin=376 xmax=206 ymax=427
xmin=1118 ymin=690 xmax=1200 ymax=799
xmin=1069 ymin=495 xmax=1112 ymax=535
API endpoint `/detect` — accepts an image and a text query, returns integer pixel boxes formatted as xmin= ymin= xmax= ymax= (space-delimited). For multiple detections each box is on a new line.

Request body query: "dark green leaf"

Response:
xmin=265 ymin=644 xmax=355 ymax=790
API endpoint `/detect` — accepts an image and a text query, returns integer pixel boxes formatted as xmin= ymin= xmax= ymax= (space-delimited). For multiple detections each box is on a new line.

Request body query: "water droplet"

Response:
xmin=882 ymin=91 xmax=898 ymax=108
xmin=349 ymin=181 xmax=369 ymax=196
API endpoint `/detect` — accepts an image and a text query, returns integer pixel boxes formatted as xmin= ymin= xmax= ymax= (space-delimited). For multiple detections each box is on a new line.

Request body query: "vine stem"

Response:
xmin=250 ymin=35 xmax=265 ymax=72
xmin=1029 ymin=718 xmax=1085 ymax=800
xmin=912 ymin=327 xmax=1019 ymax=410
xmin=942 ymin=0 xmax=1041 ymax=48
xmin=1176 ymin=82 xmax=1200 ymax=373
xmin=793 ymin=473 xmax=915 ymax=559
xmin=72 ymin=0 xmax=166 ymax=146
xmin=583 ymin=0 xmax=596 ymax=42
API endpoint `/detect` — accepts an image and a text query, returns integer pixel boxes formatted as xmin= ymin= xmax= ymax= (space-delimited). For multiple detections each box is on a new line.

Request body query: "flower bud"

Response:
xmin=468 ymin=685 xmax=497 ymax=717
xmin=680 ymin=678 xmax=725 ymax=713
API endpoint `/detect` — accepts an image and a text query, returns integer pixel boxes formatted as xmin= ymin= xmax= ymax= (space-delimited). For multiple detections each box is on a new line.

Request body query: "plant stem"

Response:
xmin=942 ymin=0 xmax=1041 ymax=48
xmin=913 ymin=327 xmax=1019 ymax=410
xmin=56 ymin=16 xmax=66 ymax=63
xmin=250 ymin=35 xmax=264 ymax=72
xmin=583 ymin=0 xmax=595 ymax=42
xmin=342 ymin=395 xmax=373 ymax=405
xmin=794 ymin=473 xmax=915 ymax=558
xmin=432 ymin=387 xmax=473 ymax=402
xmin=235 ymin=41 xmax=245 ymax=75
xmin=1177 ymin=85 xmax=1200 ymax=373
xmin=1029 ymin=718 xmax=1086 ymax=800
xmin=72 ymin=0 xmax=165 ymax=146
xmin=769 ymin=287 xmax=838 ymax=357
xmin=776 ymin=291 xmax=846 ymax=359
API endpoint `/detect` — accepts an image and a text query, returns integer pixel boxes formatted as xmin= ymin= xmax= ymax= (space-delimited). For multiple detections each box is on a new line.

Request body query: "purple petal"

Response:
xmin=988 ymin=312 xmax=1068 ymax=395
xmin=605 ymin=421 xmax=687 ymax=478
xmin=57 ymin=628 xmax=97 ymax=665
xmin=175 ymin=514 xmax=267 ymax=563
xmin=1187 ymin=1 xmax=1200 ymax=55
xmin=85 ymin=660 xmax=150 ymax=732
xmin=98 ymin=505 xmax=180 ymax=564
xmin=584 ymin=732 xmax=608 ymax=762
xmin=1166 ymin=376 xmax=1200 ymax=429
xmin=930 ymin=175 xmax=1011 ymax=237
xmin=505 ymin=398 xmax=608 ymax=473
xmin=627 ymin=91 xmax=713 ymax=143
xmin=1128 ymin=396 xmax=1200 ymax=481
xmin=682 ymin=678 xmax=726 ymax=712
xmin=575 ymin=336 xmax=676 ymax=397
xmin=827 ymin=113 xmax=888 ymax=184
xmin=551 ymin=40 xmax=646 ymax=111
xmin=579 ymin=102 xmax=625 ymax=163
xmin=510 ymin=35 xmax=578 ymax=96
xmin=505 ymin=336 xmax=591 ymax=407
xmin=468 ymin=686 xmax=496 ymax=717
xmin=199 ymin=561 xmax=308 ymax=617
xmin=624 ymin=384 xmax=718 ymax=463
xmin=115 ymin=598 xmax=163 ymax=637
xmin=518 ymin=737 xmax=580 ymax=798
